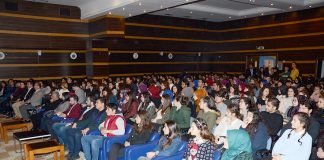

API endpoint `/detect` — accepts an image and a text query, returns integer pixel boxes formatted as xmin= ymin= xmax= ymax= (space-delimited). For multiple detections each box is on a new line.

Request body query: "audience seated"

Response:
xmin=272 ymin=112 xmax=312 ymax=160
xmin=138 ymin=92 xmax=156 ymax=119
xmin=197 ymin=96 xmax=219 ymax=132
xmin=221 ymin=129 xmax=253 ymax=160
xmin=169 ymin=95 xmax=191 ymax=134
xmin=183 ymin=118 xmax=217 ymax=160
xmin=214 ymin=104 xmax=242 ymax=138
xmin=109 ymin=110 xmax=154 ymax=160
xmin=260 ymin=98 xmax=283 ymax=137
xmin=66 ymin=97 xmax=107 ymax=160
xmin=81 ymin=103 xmax=125 ymax=160
xmin=138 ymin=120 xmax=181 ymax=160
xmin=241 ymin=108 xmax=269 ymax=155
xmin=1 ymin=67 xmax=323 ymax=160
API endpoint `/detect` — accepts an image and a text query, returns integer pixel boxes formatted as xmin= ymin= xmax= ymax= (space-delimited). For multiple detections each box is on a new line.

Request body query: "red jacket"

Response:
xmin=122 ymin=101 xmax=138 ymax=119
xmin=148 ymin=85 xmax=160 ymax=99
xmin=103 ymin=114 xmax=126 ymax=137
xmin=63 ymin=103 xmax=81 ymax=119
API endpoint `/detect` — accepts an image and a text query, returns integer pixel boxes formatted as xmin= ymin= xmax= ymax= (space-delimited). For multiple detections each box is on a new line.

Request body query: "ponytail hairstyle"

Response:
xmin=227 ymin=103 xmax=243 ymax=120
xmin=161 ymin=94 xmax=172 ymax=114
xmin=246 ymin=108 xmax=262 ymax=137
xmin=193 ymin=118 xmax=216 ymax=147
xmin=160 ymin=120 xmax=179 ymax=149
xmin=287 ymin=112 xmax=310 ymax=145
xmin=134 ymin=110 xmax=153 ymax=133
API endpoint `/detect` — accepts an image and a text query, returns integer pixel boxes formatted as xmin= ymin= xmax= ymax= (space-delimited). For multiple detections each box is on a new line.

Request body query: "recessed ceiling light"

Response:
xmin=186 ymin=0 xmax=189 ymax=2
xmin=122 ymin=8 xmax=125 ymax=11
xmin=261 ymin=13 xmax=264 ymax=15
xmin=144 ymin=10 xmax=146 ymax=13
xmin=309 ymin=6 xmax=312 ymax=8
xmin=166 ymin=8 xmax=169 ymax=11
xmin=270 ymin=3 xmax=274 ymax=6
xmin=139 ymin=2 xmax=141 ymax=6
xmin=160 ymin=5 xmax=163 ymax=9
xmin=190 ymin=11 xmax=193 ymax=14
xmin=108 ymin=12 xmax=112 ymax=15
xmin=289 ymin=6 xmax=292 ymax=9
xmin=229 ymin=16 xmax=232 ymax=19
xmin=129 ymin=14 xmax=132 ymax=16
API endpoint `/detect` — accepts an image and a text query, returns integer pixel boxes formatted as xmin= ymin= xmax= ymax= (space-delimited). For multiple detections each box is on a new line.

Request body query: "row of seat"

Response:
xmin=90 ymin=124 xmax=221 ymax=160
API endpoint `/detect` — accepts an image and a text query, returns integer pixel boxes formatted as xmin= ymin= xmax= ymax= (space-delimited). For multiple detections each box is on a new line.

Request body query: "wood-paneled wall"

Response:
xmin=93 ymin=6 xmax=324 ymax=77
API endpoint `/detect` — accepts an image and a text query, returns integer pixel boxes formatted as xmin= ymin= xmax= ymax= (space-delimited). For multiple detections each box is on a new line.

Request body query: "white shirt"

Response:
xmin=272 ymin=129 xmax=312 ymax=160
xmin=214 ymin=117 xmax=243 ymax=137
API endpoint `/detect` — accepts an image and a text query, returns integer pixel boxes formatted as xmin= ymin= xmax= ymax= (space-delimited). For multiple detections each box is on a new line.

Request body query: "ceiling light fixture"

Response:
xmin=261 ymin=13 xmax=264 ymax=15
xmin=144 ymin=10 xmax=146 ymax=13
xmin=229 ymin=16 xmax=232 ymax=19
xmin=139 ymin=2 xmax=141 ymax=6
xmin=122 ymin=8 xmax=125 ymax=11
xmin=309 ymin=6 xmax=312 ymax=8
xmin=129 ymin=13 xmax=132 ymax=16
xmin=108 ymin=12 xmax=112 ymax=15
xmin=289 ymin=6 xmax=292 ymax=9
xmin=160 ymin=5 xmax=163 ymax=9
xmin=270 ymin=3 xmax=274 ymax=6
xmin=190 ymin=11 xmax=193 ymax=14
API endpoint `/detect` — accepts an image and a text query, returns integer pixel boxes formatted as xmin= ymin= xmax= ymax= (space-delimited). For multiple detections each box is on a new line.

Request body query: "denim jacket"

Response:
xmin=154 ymin=135 xmax=182 ymax=156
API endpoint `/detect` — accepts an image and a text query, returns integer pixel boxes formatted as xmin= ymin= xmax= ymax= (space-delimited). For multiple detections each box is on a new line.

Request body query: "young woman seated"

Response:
xmin=109 ymin=110 xmax=154 ymax=160
xmin=169 ymin=95 xmax=191 ymax=134
xmin=220 ymin=129 xmax=253 ymax=160
xmin=241 ymin=108 xmax=269 ymax=155
xmin=183 ymin=118 xmax=217 ymax=160
xmin=138 ymin=120 xmax=182 ymax=160
xmin=272 ymin=112 xmax=312 ymax=160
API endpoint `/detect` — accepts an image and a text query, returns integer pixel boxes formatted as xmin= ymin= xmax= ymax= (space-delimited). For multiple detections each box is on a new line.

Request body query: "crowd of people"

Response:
xmin=0 ymin=62 xmax=324 ymax=160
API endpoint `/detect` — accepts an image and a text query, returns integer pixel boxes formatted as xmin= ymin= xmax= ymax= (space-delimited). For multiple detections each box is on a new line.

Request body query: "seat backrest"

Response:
xmin=149 ymin=132 xmax=161 ymax=142
xmin=125 ymin=124 xmax=133 ymax=134
xmin=214 ymin=150 xmax=221 ymax=160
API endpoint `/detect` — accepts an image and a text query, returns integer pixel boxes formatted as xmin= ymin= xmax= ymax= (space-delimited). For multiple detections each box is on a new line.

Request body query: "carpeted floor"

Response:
xmin=0 ymin=115 xmax=85 ymax=160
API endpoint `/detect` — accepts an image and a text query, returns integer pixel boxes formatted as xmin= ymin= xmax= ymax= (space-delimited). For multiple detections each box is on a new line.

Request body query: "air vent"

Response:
xmin=5 ymin=1 xmax=18 ymax=11
xmin=60 ymin=8 xmax=71 ymax=16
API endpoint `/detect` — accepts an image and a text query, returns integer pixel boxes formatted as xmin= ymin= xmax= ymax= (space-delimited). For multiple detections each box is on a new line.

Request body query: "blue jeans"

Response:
xmin=81 ymin=135 xmax=105 ymax=160
xmin=52 ymin=123 xmax=70 ymax=148
xmin=66 ymin=127 xmax=82 ymax=156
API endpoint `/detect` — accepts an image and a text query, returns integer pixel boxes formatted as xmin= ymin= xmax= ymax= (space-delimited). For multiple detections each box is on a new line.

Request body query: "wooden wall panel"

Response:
xmin=93 ymin=6 xmax=324 ymax=77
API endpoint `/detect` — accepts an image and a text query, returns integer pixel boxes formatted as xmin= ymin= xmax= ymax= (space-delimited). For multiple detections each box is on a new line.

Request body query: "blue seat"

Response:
xmin=123 ymin=140 xmax=187 ymax=160
xmin=214 ymin=150 xmax=221 ymax=160
xmin=152 ymin=141 xmax=187 ymax=160
xmin=99 ymin=123 xmax=133 ymax=160
xmin=116 ymin=132 xmax=161 ymax=160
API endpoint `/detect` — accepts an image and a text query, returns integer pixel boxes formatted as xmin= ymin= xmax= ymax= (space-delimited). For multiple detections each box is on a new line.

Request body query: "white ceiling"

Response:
xmin=151 ymin=0 xmax=324 ymax=22
xmin=27 ymin=0 xmax=324 ymax=22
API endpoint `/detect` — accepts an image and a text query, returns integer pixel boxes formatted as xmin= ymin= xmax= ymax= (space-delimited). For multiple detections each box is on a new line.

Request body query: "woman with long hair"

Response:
xmin=277 ymin=86 xmax=298 ymax=116
xmin=214 ymin=104 xmax=243 ymax=138
xmin=183 ymin=118 xmax=217 ymax=160
xmin=197 ymin=96 xmax=219 ymax=132
xmin=121 ymin=91 xmax=139 ymax=121
xmin=239 ymin=97 xmax=255 ymax=121
xmin=151 ymin=94 xmax=172 ymax=126
xmin=138 ymin=120 xmax=181 ymax=160
xmin=272 ymin=112 xmax=312 ymax=160
xmin=109 ymin=110 xmax=154 ymax=160
xmin=256 ymin=86 xmax=272 ymax=112
xmin=138 ymin=92 xmax=156 ymax=119
xmin=241 ymin=108 xmax=269 ymax=155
